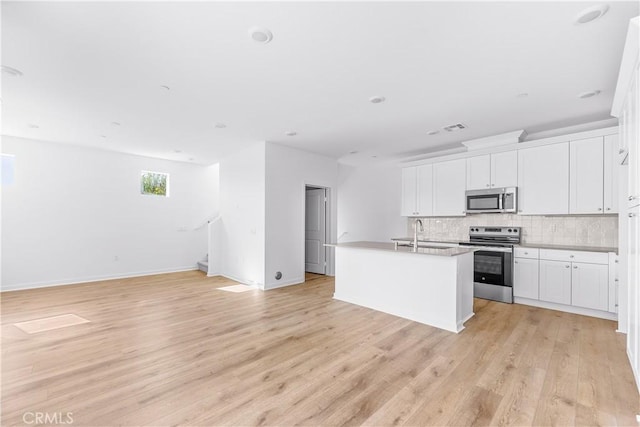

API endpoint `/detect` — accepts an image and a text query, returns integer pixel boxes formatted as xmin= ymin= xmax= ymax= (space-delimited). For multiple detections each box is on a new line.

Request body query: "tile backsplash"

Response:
xmin=407 ymin=214 xmax=618 ymax=248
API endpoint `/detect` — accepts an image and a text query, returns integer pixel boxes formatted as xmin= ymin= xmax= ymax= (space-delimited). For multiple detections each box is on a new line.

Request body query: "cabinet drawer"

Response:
xmin=539 ymin=249 xmax=608 ymax=264
xmin=514 ymin=247 xmax=539 ymax=259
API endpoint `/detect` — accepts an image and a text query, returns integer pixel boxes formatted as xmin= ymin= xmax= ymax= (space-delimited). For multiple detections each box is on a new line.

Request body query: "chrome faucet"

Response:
xmin=413 ymin=219 xmax=424 ymax=251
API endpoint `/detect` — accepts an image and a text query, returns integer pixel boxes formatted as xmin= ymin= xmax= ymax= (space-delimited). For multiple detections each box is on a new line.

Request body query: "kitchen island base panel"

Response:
xmin=333 ymin=246 xmax=474 ymax=333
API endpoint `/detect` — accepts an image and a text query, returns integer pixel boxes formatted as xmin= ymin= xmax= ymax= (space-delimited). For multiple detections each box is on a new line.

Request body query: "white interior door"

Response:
xmin=305 ymin=188 xmax=326 ymax=274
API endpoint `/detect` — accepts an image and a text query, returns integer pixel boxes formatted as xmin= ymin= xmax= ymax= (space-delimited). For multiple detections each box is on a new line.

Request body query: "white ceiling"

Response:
xmin=2 ymin=1 xmax=638 ymax=165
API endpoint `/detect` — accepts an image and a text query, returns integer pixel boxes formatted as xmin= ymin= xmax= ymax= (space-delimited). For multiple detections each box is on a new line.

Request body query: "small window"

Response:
xmin=141 ymin=171 xmax=169 ymax=197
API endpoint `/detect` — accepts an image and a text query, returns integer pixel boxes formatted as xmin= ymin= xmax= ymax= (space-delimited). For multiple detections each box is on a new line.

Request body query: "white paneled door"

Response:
xmin=305 ymin=188 xmax=326 ymax=274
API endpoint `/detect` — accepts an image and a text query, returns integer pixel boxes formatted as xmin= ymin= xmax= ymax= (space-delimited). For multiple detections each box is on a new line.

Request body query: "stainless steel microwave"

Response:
xmin=465 ymin=187 xmax=517 ymax=214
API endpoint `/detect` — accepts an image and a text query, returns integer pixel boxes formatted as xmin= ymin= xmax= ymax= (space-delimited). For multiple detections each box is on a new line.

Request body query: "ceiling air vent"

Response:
xmin=442 ymin=123 xmax=467 ymax=132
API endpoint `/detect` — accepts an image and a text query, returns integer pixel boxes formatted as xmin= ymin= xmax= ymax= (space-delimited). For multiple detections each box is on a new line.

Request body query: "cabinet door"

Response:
xmin=570 ymin=137 xmax=604 ymax=214
xmin=513 ymin=258 xmax=539 ymax=299
xmin=466 ymin=155 xmax=490 ymax=190
xmin=416 ymin=164 xmax=433 ymax=216
xmin=491 ymin=151 xmax=518 ymax=188
xmin=604 ymin=135 xmax=619 ymax=213
xmin=401 ymin=167 xmax=417 ymax=216
xmin=628 ymin=205 xmax=640 ymax=374
xmin=518 ymin=143 xmax=570 ymax=215
xmin=628 ymin=73 xmax=640 ymax=209
xmin=539 ymin=259 xmax=572 ymax=305
xmin=433 ymin=159 xmax=466 ymax=216
xmin=571 ymin=262 xmax=608 ymax=311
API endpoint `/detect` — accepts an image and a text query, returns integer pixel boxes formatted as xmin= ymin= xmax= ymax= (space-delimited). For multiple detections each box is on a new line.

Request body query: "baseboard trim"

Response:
xmin=264 ymin=277 xmax=305 ymax=290
xmin=1 ymin=266 xmax=199 ymax=292
xmin=216 ymin=273 xmax=264 ymax=289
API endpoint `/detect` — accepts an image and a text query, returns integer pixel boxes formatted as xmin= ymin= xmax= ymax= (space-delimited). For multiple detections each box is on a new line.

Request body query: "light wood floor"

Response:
xmin=2 ymin=271 xmax=638 ymax=426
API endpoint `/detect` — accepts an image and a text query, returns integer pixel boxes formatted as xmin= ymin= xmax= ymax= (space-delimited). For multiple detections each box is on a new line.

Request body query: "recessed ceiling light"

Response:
xmin=369 ymin=96 xmax=386 ymax=104
xmin=160 ymin=85 xmax=170 ymax=91
xmin=27 ymin=123 xmax=39 ymax=129
xmin=427 ymin=130 xmax=439 ymax=136
xmin=578 ymin=90 xmax=601 ymax=99
xmin=574 ymin=4 xmax=609 ymax=25
xmin=516 ymin=93 xmax=529 ymax=98
xmin=371 ymin=155 xmax=378 ymax=158
xmin=111 ymin=122 xmax=121 ymax=126
xmin=174 ymin=149 xmax=182 ymax=153
xmin=214 ymin=122 xmax=226 ymax=129
xmin=248 ymin=27 xmax=273 ymax=44
xmin=100 ymin=135 xmax=107 ymax=139
xmin=1 ymin=65 xmax=23 ymax=77
xmin=188 ymin=157 xmax=195 ymax=161
xmin=284 ymin=131 xmax=297 ymax=136
xmin=349 ymin=151 xmax=358 ymax=154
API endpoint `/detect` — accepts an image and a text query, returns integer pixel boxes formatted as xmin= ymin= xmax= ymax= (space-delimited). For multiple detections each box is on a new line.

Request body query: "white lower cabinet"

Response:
xmin=513 ymin=258 xmax=539 ymax=299
xmin=571 ymin=262 xmax=609 ymax=311
xmin=514 ymin=247 xmax=616 ymax=319
xmin=539 ymin=259 xmax=572 ymax=305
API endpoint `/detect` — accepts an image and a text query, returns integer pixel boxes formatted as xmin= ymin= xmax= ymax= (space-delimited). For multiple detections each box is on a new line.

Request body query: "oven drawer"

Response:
xmin=514 ymin=247 xmax=539 ymax=259
xmin=539 ymin=249 xmax=608 ymax=264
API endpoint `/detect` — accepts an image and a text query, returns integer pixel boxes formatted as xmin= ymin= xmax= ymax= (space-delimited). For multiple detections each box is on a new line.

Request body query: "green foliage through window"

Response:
xmin=141 ymin=171 xmax=169 ymax=196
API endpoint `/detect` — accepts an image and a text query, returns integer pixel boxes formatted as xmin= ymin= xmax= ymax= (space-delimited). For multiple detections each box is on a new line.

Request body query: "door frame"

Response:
xmin=303 ymin=183 xmax=333 ymax=278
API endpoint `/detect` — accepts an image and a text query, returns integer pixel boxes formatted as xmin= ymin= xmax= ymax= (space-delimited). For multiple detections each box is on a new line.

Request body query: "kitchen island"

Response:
xmin=327 ymin=241 xmax=475 ymax=333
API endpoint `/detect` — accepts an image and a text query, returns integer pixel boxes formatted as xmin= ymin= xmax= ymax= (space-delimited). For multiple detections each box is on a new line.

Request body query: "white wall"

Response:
xmin=218 ymin=141 xmax=266 ymax=287
xmin=1 ymin=136 xmax=219 ymax=290
xmin=337 ymin=164 xmax=406 ymax=243
xmin=264 ymin=143 xmax=338 ymax=289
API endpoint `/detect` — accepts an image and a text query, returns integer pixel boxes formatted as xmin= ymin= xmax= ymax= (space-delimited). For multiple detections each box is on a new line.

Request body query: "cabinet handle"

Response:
xmin=615 ymin=278 xmax=619 ymax=282
xmin=630 ymin=213 xmax=636 ymax=218
xmin=629 ymin=196 xmax=636 ymax=201
xmin=524 ymin=252 xmax=528 ymax=255
xmin=491 ymin=184 xmax=495 ymax=187
xmin=615 ymin=259 xmax=619 ymax=263
xmin=574 ymin=265 xmax=578 ymax=269
xmin=569 ymin=255 xmax=574 ymax=258
xmin=598 ymin=208 xmax=602 ymax=211
xmin=606 ymin=207 xmax=611 ymax=211
xmin=514 ymin=260 xmax=518 ymax=264
xmin=565 ymin=265 xmax=570 ymax=268
xmin=486 ymin=184 xmax=490 ymax=187
xmin=619 ymin=148 xmax=625 ymax=154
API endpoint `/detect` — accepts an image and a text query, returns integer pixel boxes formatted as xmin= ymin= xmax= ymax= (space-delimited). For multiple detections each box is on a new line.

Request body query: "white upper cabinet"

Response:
xmin=604 ymin=134 xmax=619 ymax=213
xmin=491 ymin=151 xmax=518 ymax=188
xmin=433 ymin=159 xmax=466 ymax=216
xmin=416 ymin=164 xmax=434 ymax=216
xmin=466 ymin=151 xmax=518 ymax=191
xmin=570 ymin=137 xmax=604 ymax=214
xmin=401 ymin=167 xmax=417 ymax=216
xmin=517 ymin=143 xmax=569 ymax=215
xmin=401 ymin=165 xmax=433 ymax=216
xmin=466 ymin=155 xmax=491 ymax=190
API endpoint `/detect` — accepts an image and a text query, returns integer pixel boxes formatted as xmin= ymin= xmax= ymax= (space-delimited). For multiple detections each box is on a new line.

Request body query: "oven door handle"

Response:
xmin=459 ymin=245 xmax=513 ymax=253
xmin=498 ymin=194 xmax=503 ymax=210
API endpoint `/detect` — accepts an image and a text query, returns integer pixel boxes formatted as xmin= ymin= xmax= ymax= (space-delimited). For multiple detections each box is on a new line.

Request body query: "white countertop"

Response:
xmin=326 ymin=241 xmax=473 ymax=257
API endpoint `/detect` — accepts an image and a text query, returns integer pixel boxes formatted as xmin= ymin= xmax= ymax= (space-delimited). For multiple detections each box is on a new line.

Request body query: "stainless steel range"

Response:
xmin=460 ymin=226 xmax=521 ymax=304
